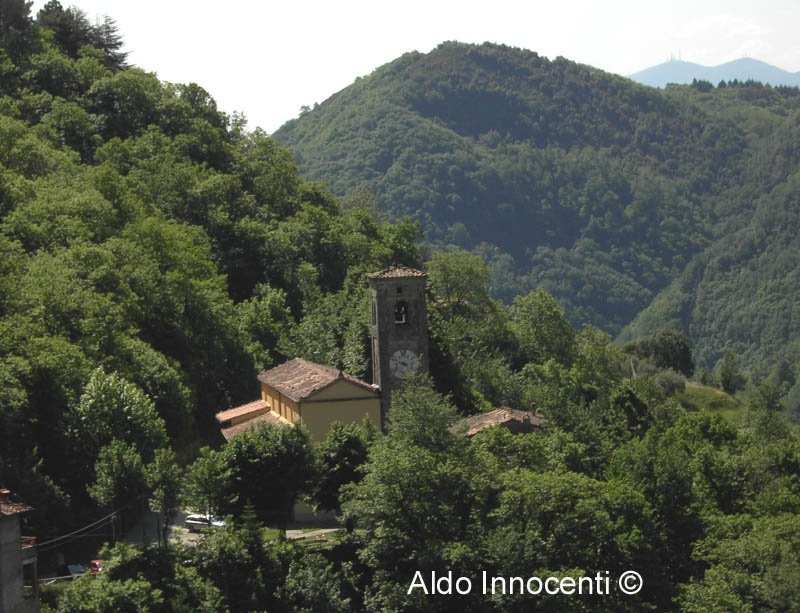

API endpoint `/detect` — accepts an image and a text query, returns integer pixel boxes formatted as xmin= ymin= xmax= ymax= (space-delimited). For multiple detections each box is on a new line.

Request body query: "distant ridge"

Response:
xmin=629 ymin=57 xmax=800 ymax=88
xmin=274 ymin=41 xmax=800 ymax=380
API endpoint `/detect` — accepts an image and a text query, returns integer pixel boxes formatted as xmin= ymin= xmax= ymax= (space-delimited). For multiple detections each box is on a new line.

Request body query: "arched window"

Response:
xmin=394 ymin=301 xmax=408 ymax=324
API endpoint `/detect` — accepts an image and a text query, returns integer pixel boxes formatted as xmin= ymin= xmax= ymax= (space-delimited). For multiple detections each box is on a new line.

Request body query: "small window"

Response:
xmin=396 ymin=286 xmax=403 ymax=294
xmin=371 ymin=300 xmax=377 ymax=324
xmin=394 ymin=301 xmax=408 ymax=324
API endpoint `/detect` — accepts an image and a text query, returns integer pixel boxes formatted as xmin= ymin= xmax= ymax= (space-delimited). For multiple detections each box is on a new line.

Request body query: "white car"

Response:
xmin=184 ymin=514 xmax=225 ymax=532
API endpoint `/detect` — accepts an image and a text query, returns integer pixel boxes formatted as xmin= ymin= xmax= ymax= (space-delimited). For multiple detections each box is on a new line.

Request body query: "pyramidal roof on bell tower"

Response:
xmin=366 ymin=266 xmax=427 ymax=280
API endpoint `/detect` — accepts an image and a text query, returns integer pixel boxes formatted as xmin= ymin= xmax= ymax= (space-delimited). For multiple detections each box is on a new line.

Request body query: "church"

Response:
xmin=215 ymin=266 xmax=429 ymax=441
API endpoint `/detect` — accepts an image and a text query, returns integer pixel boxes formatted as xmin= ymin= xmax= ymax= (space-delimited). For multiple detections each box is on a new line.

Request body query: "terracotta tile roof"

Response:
xmin=0 ymin=489 xmax=32 ymax=516
xmin=220 ymin=412 xmax=290 ymax=441
xmin=257 ymin=358 xmax=377 ymax=402
xmin=215 ymin=399 xmax=269 ymax=424
xmin=455 ymin=407 xmax=544 ymax=437
xmin=367 ymin=266 xmax=427 ymax=279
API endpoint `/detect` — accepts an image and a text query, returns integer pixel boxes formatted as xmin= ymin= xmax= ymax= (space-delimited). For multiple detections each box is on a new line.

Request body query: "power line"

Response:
xmin=36 ymin=523 xmax=117 ymax=553
xmin=35 ymin=509 xmax=119 ymax=549
xmin=34 ymin=491 xmax=153 ymax=553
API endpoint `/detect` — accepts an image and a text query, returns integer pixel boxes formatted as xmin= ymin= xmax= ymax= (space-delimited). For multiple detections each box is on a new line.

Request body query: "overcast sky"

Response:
xmin=31 ymin=0 xmax=800 ymax=133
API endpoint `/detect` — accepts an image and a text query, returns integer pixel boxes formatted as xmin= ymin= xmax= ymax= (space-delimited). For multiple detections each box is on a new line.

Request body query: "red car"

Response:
xmin=89 ymin=560 xmax=103 ymax=574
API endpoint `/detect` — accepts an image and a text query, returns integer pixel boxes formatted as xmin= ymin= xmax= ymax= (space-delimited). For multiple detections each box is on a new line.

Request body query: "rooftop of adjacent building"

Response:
xmin=454 ymin=407 xmax=544 ymax=437
xmin=0 ymin=487 xmax=32 ymax=516
xmin=216 ymin=407 xmax=290 ymax=441
xmin=215 ymin=399 xmax=271 ymax=423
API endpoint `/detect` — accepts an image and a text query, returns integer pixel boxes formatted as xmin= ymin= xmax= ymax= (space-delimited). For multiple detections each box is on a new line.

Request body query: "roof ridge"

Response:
xmin=367 ymin=266 xmax=427 ymax=279
xmin=258 ymin=358 xmax=376 ymax=401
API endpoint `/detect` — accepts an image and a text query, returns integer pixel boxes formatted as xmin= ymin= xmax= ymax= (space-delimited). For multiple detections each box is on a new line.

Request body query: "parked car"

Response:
xmin=184 ymin=514 xmax=225 ymax=532
xmin=67 ymin=564 xmax=85 ymax=579
xmin=89 ymin=559 xmax=103 ymax=574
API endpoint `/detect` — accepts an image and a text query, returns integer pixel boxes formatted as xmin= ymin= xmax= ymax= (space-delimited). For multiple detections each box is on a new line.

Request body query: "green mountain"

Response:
xmin=273 ymin=42 xmax=800 ymax=384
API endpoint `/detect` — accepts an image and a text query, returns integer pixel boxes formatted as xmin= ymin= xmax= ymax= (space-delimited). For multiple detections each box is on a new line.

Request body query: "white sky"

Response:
xmin=31 ymin=0 xmax=800 ymax=134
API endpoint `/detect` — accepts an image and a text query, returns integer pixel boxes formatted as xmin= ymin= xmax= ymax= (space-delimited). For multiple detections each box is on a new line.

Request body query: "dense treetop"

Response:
xmin=0 ymin=0 xmax=419 ymax=533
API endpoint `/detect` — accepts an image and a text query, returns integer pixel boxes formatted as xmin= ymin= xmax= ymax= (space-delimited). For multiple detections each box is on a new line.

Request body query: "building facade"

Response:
xmin=0 ymin=489 xmax=37 ymax=613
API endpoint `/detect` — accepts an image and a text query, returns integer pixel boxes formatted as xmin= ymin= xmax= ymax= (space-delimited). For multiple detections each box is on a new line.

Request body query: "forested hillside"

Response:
xmin=274 ymin=41 xmax=800 ymax=389
xmin=618 ymin=84 xmax=800 ymax=399
xmin=0 ymin=0 xmax=419 ymax=532
xmin=2 ymin=6 xmax=800 ymax=613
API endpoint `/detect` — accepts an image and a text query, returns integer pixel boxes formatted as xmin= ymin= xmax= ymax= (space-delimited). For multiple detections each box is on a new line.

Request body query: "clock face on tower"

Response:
xmin=389 ymin=349 xmax=420 ymax=379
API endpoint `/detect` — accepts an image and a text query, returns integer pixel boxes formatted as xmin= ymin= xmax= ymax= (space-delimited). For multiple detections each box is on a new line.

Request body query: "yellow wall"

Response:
xmin=309 ymin=379 xmax=376 ymax=401
xmin=301 ymin=396 xmax=380 ymax=441
xmin=261 ymin=384 xmax=300 ymax=424
xmin=261 ymin=379 xmax=380 ymax=441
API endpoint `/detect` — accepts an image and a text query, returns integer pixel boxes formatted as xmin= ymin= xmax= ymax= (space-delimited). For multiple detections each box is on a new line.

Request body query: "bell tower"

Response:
xmin=367 ymin=267 xmax=429 ymax=425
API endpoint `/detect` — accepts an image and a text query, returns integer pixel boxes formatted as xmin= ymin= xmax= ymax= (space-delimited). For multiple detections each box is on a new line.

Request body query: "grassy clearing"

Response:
xmin=262 ymin=528 xmax=282 ymax=541
xmin=678 ymin=382 xmax=744 ymax=421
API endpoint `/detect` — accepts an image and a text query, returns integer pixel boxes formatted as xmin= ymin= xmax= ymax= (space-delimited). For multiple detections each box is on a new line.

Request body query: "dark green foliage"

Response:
xmin=390 ymin=377 xmax=463 ymax=447
xmin=182 ymin=446 xmax=230 ymax=517
xmin=620 ymin=121 xmax=800 ymax=383
xmin=0 ymin=0 xmax=33 ymax=62
xmin=234 ymin=283 xmax=292 ymax=370
xmin=426 ymin=249 xmax=520 ymax=412
xmin=311 ymin=420 xmax=373 ymax=513
xmin=70 ymin=368 xmax=168 ymax=464
xmin=279 ymin=553 xmax=353 ymax=613
xmin=0 ymin=13 xmax=420 ymax=540
xmin=606 ymin=409 xmax=799 ymax=583
xmin=223 ymin=422 xmax=314 ymax=527
xmin=36 ymin=2 xmax=94 ymax=58
xmin=50 ymin=542 xmax=223 ymax=612
xmin=509 ymin=288 xmax=575 ymax=366
xmin=145 ymin=448 xmax=182 ymax=545
xmin=341 ymin=417 xmax=489 ymax=611
xmin=485 ymin=470 xmax=666 ymax=611
xmin=188 ymin=520 xmax=286 ymax=612
xmin=625 ymin=327 xmax=694 ymax=377
xmin=36 ymin=1 xmax=127 ymax=70
xmin=340 ymin=375 xmax=686 ymax=611
xmin=185 ymin=423 xmax=314 ymax=528
xmin=51 ymin=574 xmax=167 ymax=612
xmin=88 ymin=440 xmax=147 ymax=529
xmin=679 ymin=513 xmax=800 ymax=612
xmin=718 ymin=348 xmax=746 ymax=394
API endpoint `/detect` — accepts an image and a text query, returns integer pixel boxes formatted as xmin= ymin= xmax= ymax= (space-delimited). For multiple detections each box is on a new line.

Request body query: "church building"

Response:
xmin=216 ymin=266 xmax=429 ymax=441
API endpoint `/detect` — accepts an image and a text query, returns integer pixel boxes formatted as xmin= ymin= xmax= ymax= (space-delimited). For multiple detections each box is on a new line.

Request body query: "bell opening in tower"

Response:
xmin=394 ymin=301 xmax=408 ymax=324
